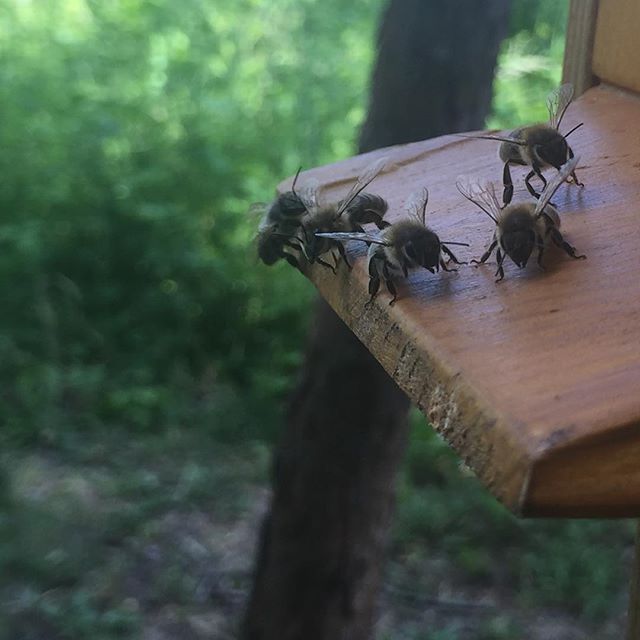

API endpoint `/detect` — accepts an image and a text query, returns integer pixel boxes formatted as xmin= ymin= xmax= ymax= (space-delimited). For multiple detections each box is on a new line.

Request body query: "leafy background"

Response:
xmin=0 ymin=1 xmax=632 ymax=639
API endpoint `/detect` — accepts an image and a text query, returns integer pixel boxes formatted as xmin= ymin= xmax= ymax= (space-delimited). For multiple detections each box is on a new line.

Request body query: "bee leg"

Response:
xmin=283 ymin=239 xmax=304 ymax=253
xmin=570 ymin=171 xmax=583 ymax=187
xmin=502 ymin=162 xmax=514 ymax=206
xmin=441 ymin=245 xmax=467 ymax=265
xmin=283 ymin=253 xmax=302 ymax=270
xmin=536 ymin=238 xmax=546 ymax=271
xmin=381 ymin=262 xmax=397 ymax=305
xmin=550 ymin=228 xmax=586 ymax=260
xmin=494 ymin=248 xmax=506 ymax=282
xmin=367 ymin=212 xmax=390 ymax=230
xmin=367 ymin=275 xmax=380 ymax=303
xmin=525 ymin=167 xmax=545 ymax=200
xmin=385 ymin=278 xmax=397 ymax=306
xmin=567 ymin=146 xmax=585 ymax=187
xmin=334 ymin=241 xmax=352 ymax=269
xmin=316 ymin=256 xmax=337 ymax=273
xmin=471 ymin=239 xmax=498 ymax=266
xmin=439 ymin=258 xmax=457 ymax=272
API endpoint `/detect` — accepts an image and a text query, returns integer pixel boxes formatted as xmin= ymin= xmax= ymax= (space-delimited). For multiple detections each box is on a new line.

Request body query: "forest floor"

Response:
xmin=0 ymin=422 xmax=632 ymax=640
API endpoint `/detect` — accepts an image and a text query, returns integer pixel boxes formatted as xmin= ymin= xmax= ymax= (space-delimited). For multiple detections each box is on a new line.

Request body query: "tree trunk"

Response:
xmin=243 ymin=2 xmax=511 ymax=639
xmin=360 ymin=0 xmax=512 ymax=151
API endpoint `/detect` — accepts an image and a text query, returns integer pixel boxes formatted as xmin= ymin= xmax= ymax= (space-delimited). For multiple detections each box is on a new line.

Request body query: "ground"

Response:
xmin=0 ymin=419 xmax=632 ymax=640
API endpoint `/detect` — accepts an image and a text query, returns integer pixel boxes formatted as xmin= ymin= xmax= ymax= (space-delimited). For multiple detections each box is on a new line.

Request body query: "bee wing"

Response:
xmin=337 ymin=156 xmax=388 ymax=215
xmin=455 ymin=132 xmax=527 ymax=146
xmin=455 ymin=177 xmax=501 ymax=224
xmin=295 ymin=178 xmax=321 ymax=212
xmin=248 ymin=202 xmax=268 ymax=217
xmin=534 ymin=156 xmax=580 ymax=216
xmin=314 ymin=231 xmax=388 ymax=246
xmin=547 ymin=83 xmax=574 ymax=130
xmin=404 ymin=187 xmax=429 ymax=225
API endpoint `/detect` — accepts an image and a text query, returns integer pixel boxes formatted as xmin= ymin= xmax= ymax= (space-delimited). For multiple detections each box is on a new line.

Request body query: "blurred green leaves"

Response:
xmin=489 ymin=0 xmax=569 ymax=128
xmin=0 ymin=0 xmax=384 ymax=440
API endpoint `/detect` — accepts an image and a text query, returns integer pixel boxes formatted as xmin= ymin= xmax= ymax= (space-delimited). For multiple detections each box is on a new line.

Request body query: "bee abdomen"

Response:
xmin=345 ymin=193 xmax=388 ymax=225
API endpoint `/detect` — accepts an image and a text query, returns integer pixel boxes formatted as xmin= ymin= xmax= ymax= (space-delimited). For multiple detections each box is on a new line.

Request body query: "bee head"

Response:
xmin=532 ymin=130 xmax=568 ymax=168
xmin=404 ymin=229 xmax=441 ymax=270
xmin=502 ymin=229 xmax=536 ymax=268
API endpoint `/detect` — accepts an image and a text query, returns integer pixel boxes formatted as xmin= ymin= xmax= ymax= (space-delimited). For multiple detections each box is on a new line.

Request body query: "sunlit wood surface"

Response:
xmin=279 ymin=85 xmax=640 ymax=517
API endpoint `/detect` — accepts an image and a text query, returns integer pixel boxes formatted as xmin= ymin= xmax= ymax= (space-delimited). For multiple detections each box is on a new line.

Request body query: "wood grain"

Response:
xmin=593 ymin=0 xmax=640 ymax=93
xmin=278 ymin=85 xmax=640 ymax=517
xmin=563 ymin=0 xmax=599 ymax=97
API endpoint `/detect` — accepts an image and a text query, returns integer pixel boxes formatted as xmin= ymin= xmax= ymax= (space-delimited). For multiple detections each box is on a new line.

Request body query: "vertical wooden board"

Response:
xmin=563 ymin=0 xmax=599 ymax=97
xmin=593 ymin=0 xmax=640 ymax=93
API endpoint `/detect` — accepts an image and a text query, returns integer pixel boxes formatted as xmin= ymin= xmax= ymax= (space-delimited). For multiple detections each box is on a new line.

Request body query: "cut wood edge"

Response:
xmin=526 ymin=419 xmax=640 ymax=517
xmin=297 ymin=259 xmax=535 ymax=514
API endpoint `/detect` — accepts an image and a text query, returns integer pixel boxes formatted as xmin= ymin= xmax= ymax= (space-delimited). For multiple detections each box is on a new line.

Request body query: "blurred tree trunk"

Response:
xmin=242 ymin=2 xmax=510 ymax=639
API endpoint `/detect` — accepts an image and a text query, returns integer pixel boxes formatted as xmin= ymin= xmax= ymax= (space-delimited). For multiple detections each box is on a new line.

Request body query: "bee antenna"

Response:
xmin=289 ymin=166 xmax=314 ymax=218
xmin=563 ymin=122 xmax=584 ymax=138
xmin=291 ymin=166 xmax=303 ymax=192
xmin=441 ymin=241 xmax=470 ymax=247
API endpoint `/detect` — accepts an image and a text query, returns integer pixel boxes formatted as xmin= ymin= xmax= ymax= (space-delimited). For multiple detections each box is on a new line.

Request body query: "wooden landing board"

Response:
xmin=279 ymin=85 xmax=640 ymax=517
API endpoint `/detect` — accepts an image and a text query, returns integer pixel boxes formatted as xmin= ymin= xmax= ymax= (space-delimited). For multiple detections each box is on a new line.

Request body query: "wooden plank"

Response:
xmin=593 ymin=0 xmax=640 ymax=93
xmin=562 ymin=0 xmax=599 ymax=97
xmin=279 ymin=85 xmax=640 ymax=517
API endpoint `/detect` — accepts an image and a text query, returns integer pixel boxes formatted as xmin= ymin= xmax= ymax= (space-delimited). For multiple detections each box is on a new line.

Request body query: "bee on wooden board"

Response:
xmin=464 ymin=83 xmax=584 ymax=205
xmin=456 ymin=156 xmax=586 ymax=282
xmin=294 ymin=157 xmax=390 ymax=272
xmin=252 ymin=167 xmax=308 ymax=268
xmin=317 ymin=187 xmax=469 ymax=305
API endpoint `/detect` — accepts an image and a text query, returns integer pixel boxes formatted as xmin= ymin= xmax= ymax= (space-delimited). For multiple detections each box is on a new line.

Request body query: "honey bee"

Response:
xmin=253 ymin=168 xmax=308 ymax=268
xmin=466 ymin=84 xmax=584 ymax=205
xmin=457 ymin=157 xmax=586 ymax=282
xmin=295 ymin=157 xmax=389 ymax=272
xmin=317 ymin=187 xmax=468 ymax=305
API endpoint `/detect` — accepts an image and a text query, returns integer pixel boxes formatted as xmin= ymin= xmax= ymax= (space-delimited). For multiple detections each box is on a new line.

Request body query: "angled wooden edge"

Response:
xmin=299 ymin=256 xmax=640 ymax=518
xmin=563 ymin=0 xmax=599 ymax=96
xmin=298 ymin=256 xmax=534 ymax=514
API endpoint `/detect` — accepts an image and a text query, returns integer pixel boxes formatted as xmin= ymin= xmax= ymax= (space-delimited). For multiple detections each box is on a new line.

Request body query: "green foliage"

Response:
xmin=0 ymin=0 xmax=385 ymax=441
xmin=489 ymin=0 xmax=569 ymax=128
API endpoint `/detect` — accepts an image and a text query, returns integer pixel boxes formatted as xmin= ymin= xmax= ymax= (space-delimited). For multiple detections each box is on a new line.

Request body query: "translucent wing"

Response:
xmin=547 ymin=83 xmax=574 ymax=130
xmin=534 ymin=156 xmax=580 ymax=216
xmin=455 ymin=132 xmax=527 ymax=146
xmin=248 ymin=202 xmax=268 ymax=218
xmin=337 ymin=156 xmax=388 ymax=215
xmin=404 ymin=187 xmax=429 ymax=225
xmin=456 ymin=177 xmax=501 ymax=224
xmin=295 ymin=177 xmax=321 ymax=212
xmin=314 ymin=231 xmax=388 ymax=246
